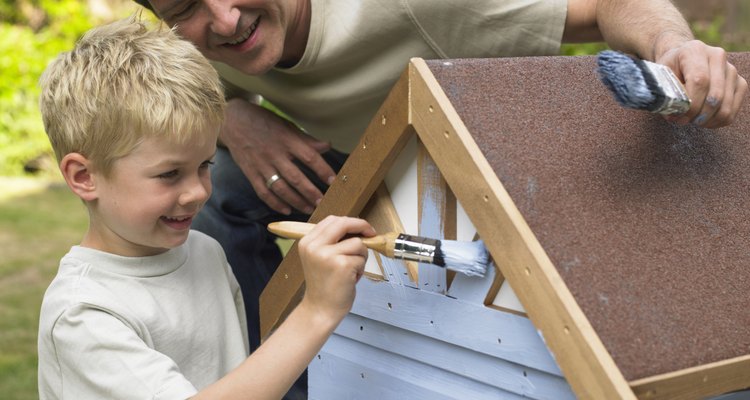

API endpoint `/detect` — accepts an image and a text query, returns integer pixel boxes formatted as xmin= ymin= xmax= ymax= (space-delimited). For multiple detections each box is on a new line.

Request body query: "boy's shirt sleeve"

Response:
xmin=49 ymin=304 xmax=196 ymax=400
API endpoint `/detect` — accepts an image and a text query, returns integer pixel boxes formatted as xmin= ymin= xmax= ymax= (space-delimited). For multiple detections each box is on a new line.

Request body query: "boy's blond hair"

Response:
xmin=39 ymin=15 xmax=225 ymax=176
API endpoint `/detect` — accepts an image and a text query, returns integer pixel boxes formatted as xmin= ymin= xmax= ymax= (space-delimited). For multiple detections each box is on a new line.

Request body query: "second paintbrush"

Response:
xmin=268 ymin=221 xmax=489 ymax=277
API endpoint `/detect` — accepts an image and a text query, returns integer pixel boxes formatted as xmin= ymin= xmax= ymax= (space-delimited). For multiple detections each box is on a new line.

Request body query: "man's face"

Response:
xmin=147 ymin=0 xmax=303 ymax=74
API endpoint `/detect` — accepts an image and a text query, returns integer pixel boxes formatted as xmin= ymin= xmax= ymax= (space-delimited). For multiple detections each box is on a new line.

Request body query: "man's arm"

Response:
xmin=565 ymin=0 xmax=748 ymax=128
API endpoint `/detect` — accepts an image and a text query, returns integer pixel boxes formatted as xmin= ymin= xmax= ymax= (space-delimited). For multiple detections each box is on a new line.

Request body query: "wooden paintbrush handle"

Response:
xmin=267 ymin=221 xmax=397 ymax=257
xmin=267 ymin=221 xmax=316 ymax=239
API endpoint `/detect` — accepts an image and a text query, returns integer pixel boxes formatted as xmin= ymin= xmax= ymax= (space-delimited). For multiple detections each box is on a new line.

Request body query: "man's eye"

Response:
xmin=200 ymin=160 xmax=215 ymax=170
xmin=158 ymin=170 xmax=179 ymax=179
xmin=171 ymin=2 xmax=197 ymax=21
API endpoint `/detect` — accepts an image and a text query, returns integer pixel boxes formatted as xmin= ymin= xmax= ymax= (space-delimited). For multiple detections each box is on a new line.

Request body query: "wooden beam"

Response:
xmin=360 ymin=183 xmax=418 ymax=282
xmin=630 ymin=354 xmax=750 ymax=400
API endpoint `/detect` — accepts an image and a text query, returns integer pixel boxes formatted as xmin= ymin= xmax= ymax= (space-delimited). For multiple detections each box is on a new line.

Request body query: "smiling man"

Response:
xmin=131 ymin=0 xmax=747 ymax=397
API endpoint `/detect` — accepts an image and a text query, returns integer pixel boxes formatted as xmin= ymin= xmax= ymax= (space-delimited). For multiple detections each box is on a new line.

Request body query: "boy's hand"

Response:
xmin=297 ymin=216 xmax=374 ymax=323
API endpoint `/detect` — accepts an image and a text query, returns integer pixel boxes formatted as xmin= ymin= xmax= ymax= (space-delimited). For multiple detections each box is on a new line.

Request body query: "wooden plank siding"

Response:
xmin=310 ymin=278 xmax=572 ymax=400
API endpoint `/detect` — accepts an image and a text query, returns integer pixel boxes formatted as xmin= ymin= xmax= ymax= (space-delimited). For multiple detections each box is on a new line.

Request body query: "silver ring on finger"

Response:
xmin=265 ymin=173 xmax=283 ymax=189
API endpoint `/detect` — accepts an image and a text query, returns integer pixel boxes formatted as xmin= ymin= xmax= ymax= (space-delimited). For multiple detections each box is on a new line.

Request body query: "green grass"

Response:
xmin=0 ymin=178 xmax=87 ymax=400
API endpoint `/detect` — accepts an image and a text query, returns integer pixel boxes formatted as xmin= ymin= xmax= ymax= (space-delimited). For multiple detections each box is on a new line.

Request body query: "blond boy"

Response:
xmin=38 ymin=16 xmax=372 ymax=399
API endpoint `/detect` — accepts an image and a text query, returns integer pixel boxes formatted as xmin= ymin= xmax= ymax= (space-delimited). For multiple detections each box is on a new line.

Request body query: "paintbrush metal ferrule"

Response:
xmin=393 ymin=234 xmax=441 ymax=265
xmin=639 ymin=59 xmax=691 ymax=115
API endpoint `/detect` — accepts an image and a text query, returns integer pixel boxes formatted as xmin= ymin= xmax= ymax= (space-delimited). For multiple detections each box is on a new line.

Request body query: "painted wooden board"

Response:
xmin=311 ymin=339 xmax=530 ymax=400
xmin=350 ymin=277 xmax=561 ymax=376
xmin=309 ymin=278 xmax=573 ymax=400
xmin=416 ymin=141 xmax=453 ymax=293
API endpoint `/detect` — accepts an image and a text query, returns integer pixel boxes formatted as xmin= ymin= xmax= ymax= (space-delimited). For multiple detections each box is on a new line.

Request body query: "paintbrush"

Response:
xmin=268 ymin=221 xmax=489 ymax=277
xmin=596 ymin=50 xmax=691 ymax=115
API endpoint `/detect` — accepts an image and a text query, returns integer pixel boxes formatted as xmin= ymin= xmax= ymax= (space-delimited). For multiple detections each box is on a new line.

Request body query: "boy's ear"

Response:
xmin=59 ymin=153 xmax=98 ymax=202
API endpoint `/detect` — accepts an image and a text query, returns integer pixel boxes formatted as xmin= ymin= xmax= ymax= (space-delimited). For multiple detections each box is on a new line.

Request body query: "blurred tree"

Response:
xmin=563 ymin=1 xmax=750 ymax=56
xmin=0 ymin=0 xmax=138 ymax=177
xmin=668 ymin=0 xmax=750 ymax=51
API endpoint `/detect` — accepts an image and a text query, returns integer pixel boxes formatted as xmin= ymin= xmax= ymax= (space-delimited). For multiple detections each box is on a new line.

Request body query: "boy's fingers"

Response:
xmin=308 ymin=216 xmax=375 ymax=245
xmin=342 ymin=255 xmax=366 ymax=283
xmin=335 ymin=237 xmax=369 ymax=258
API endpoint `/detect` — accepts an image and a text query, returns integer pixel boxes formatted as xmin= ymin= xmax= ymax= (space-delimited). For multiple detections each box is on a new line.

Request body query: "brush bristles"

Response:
xmin=596 ymin=50 xmax=690 ymax=115
xmin=436 ymin=240 xmax=489 ymax=278
xmin=597 ymin=50 xmax=659 ymax=110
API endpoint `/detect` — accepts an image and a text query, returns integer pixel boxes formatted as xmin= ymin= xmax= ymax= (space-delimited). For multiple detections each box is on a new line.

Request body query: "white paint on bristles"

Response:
xmin=438 ymin=239 xmax=488 ymax=277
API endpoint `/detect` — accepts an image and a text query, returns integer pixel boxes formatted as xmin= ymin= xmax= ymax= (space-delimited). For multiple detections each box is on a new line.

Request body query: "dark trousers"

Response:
xmin=192 ymin=146 xmax=348 ymax=399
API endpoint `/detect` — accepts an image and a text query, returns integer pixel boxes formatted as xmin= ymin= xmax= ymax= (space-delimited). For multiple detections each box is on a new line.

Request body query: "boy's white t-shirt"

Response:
xmin=214 ymin=0 xmax=567 ymax=153
xmin=38 ymin=231 xmax=248 ymax=400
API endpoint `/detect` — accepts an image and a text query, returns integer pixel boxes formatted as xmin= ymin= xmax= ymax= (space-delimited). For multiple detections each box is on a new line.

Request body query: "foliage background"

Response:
xmin=0 ymin=0 xmax=138 ymax=177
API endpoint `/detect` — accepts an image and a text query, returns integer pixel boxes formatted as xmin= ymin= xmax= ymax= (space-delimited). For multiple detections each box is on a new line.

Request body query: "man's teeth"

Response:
xmin=228 ymin=20 xmax=259 ymax=45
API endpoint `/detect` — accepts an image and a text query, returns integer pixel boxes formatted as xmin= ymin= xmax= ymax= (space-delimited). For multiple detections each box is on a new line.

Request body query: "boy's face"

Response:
xmin=148 ymin=0 xmax=308 ymax=75
xmin=83 ymin=135 xmax=216 ymax=257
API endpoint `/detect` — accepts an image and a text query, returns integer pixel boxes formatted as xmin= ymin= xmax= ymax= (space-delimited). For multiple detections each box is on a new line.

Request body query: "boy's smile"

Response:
xmin=82 ymin=135 xmax=216 ymax=257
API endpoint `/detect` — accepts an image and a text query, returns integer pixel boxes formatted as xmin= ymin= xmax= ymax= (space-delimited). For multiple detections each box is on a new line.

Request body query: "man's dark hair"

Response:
xmin=133 ymin=0 xmax=156 ymax=14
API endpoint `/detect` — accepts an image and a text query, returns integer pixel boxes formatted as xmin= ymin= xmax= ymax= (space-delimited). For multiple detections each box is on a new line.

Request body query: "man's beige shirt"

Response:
xmin=214 ymin=0 xmax=567 ymax=153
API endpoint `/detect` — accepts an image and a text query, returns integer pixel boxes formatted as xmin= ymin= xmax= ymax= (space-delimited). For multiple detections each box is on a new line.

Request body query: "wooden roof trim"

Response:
xmin=360 ymin=183 xmax=418 ymax=282
xmin=630 ymin=354 xmax=750 ymax=400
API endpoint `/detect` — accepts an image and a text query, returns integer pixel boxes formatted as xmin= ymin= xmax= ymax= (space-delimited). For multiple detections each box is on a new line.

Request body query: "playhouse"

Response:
xmin=260 ymin=55 xmax=750 ymax=399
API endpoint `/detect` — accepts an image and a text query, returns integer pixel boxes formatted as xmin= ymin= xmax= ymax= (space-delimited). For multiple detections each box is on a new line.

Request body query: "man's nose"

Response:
xmin=205 ymin=0 xmax=240 ymax=38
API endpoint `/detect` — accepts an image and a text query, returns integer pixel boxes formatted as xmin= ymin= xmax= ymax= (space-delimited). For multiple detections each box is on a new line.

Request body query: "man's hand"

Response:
xmin=567 ymin=0 xmax=748 ymax=129
xmin=221 ymin=98 xmax=337 ymax=215
xmin=656 ymin=40 xmax=748 ymax=129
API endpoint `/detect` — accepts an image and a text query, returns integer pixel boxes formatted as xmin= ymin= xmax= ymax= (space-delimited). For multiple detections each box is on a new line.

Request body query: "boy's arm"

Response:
xmin=564 ymin=0 xmax=747 ymax=129
xmin=193 ymin=216 xmax=373 ymax=400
